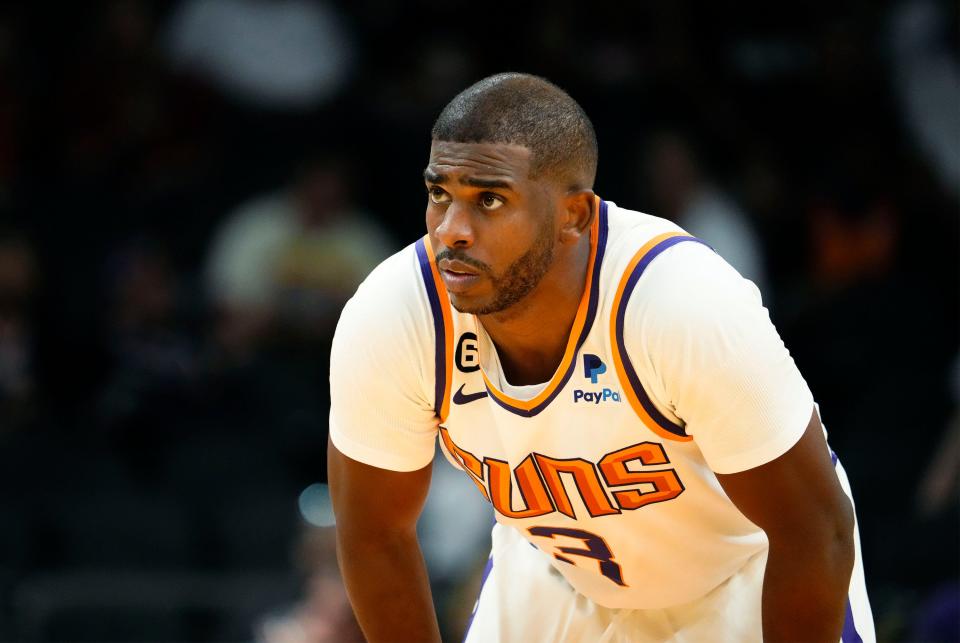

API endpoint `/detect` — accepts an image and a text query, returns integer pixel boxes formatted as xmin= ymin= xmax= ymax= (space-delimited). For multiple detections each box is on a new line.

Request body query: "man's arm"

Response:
xmin=716 ymin=409 xmax=855 ymax=643
xmin=328 ymin=439 xmax=441 ymax=643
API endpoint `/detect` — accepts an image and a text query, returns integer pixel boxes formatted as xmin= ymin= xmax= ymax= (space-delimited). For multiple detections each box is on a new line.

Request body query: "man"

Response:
xmin=328 ymin=73 xmax=874 ymax=642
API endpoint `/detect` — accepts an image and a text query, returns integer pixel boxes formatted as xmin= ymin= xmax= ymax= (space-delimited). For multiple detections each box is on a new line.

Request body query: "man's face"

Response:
xmin=424 ymin=140 xmax=558 ymax=315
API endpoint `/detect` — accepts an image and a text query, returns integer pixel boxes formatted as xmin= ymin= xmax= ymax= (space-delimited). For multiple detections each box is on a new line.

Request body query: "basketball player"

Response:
xmin=327 ymin=73 xmax=874 ymax=642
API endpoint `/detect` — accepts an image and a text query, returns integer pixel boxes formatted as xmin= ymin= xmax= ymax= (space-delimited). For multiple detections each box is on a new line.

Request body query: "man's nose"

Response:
xmin=434 ymin=201 xmax=475 ymax=249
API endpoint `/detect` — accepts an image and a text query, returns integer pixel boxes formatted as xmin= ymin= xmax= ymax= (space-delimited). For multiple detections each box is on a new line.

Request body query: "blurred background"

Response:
xmin=0 ymin=0 xmax=956 ymax=641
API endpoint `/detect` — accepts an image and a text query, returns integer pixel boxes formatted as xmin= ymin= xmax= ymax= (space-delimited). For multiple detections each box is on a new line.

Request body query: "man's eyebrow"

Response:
xmin=423 ymin=168 xmax=445 ymax=183
xmin=463 ymin=176 xmax=513 ymax=189
xmin=423 ymin=168 xmax=514 ymax=190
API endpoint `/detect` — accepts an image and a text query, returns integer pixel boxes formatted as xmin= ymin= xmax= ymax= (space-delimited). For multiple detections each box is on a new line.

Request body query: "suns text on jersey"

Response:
xmin=440 ymin=427 xmax=685 ymax=520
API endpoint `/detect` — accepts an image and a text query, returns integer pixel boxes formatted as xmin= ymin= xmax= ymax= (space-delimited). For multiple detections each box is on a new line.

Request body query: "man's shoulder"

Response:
xmin=603 ymin=201 xmax=688 ymax=256
xmin=603 ymin=200 xmax=701 ymax=277
xmin=328 ymin=240 xmax=440 ymax=472
xmin=333 ymin=240 xmax=435 ymax=359
xmin=601 ymin=200 xmax=759 ymax=315
xmin=351 ymin=240 xmax=422 ymax=302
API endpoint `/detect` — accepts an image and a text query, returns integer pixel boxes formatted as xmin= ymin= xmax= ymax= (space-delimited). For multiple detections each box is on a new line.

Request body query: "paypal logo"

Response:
xmin=574 ymin=388 xmax=622 ymax=404
xmin=583 ymin=354 xmax=607 ymax=383
xmin=578 ymin=355 xmax=619 ymax=403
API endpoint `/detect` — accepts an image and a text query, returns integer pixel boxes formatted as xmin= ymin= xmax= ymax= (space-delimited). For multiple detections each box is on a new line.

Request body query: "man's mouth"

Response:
xmin=438 ymin=258 xmax=479 ymax=275
xmin=438 ymin=259 xmax=482 ymax=292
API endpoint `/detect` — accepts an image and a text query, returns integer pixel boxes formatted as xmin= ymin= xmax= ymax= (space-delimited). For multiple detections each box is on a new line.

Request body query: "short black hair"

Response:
xmin=431 ymin=73 xmax=598 ymax=190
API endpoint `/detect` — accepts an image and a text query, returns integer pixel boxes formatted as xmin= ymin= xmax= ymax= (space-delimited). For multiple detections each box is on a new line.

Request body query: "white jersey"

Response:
xmin=330 ymin=199 xmax=817 ymax=609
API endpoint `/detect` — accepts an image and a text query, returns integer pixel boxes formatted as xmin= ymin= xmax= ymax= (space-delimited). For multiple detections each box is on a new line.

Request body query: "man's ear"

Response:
xmin=559 ymin=190 xmax=596 ymax=243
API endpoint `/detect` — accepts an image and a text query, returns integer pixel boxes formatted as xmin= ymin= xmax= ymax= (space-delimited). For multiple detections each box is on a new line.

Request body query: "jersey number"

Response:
xmin=528 ymin=526 xmax=626 ymax=586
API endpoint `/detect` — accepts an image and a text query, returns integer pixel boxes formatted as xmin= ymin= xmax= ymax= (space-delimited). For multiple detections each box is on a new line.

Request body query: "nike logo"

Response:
xmin=453 ymin=384 xmax=488 ymax=405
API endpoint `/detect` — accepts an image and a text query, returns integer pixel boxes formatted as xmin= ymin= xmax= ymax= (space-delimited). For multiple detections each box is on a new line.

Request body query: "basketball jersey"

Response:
xmin=329 ymin=198 xmax=816 ymax=609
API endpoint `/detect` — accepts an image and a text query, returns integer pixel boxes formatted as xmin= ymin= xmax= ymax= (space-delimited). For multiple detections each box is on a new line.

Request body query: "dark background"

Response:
xmin=0 ymin=0 xmax=956 ymax=640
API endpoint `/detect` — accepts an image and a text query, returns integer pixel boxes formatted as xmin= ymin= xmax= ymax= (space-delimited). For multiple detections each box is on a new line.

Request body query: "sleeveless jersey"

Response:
xmin=330 ymin=198 xmax=815 ymax=610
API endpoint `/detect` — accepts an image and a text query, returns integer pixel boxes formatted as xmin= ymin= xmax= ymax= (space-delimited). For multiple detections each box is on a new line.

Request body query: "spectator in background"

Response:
xmin=889 ymin=0 xmax=960 ymax=201
xmin=205 ymin=156 xmax=394 ymax=361
xmin=640 ymin=130 xmax=769 ymax=296
xmin=163 ymin=0 xmax=354 ymax=112
xmin=256 ymin=486 xmax=363 ymax=643
xmin=256 ymin=525 xmax=364 ymax=643
xmin=0 ymin=229 xmax=37 ymax=430
xmin=261 ymin=470 xmax=490 ymax=643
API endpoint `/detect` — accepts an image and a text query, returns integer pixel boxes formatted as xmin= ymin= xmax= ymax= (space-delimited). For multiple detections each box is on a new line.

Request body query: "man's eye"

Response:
xmin=428 ymin=186 xmax=451 ymax=204
xmin=480 ymin=194 xmax=504 ymax=210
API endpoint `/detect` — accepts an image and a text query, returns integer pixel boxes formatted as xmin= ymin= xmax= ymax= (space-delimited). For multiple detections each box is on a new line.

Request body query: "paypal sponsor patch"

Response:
xmin=573 ymin=388 xmax=622 ymax=404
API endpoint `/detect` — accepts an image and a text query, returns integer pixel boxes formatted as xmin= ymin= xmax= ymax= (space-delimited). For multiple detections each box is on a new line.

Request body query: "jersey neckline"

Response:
xmin=478 ymin=197 xmax=609 ymax=417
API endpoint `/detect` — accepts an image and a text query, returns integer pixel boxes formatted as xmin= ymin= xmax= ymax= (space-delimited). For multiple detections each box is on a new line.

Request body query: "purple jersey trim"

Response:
xmin=614 ymin=235 xmax=710 ymax=438
xmin=842 ymin=597 xmax=863 ymax=642
xmin=415 ymin=238 xmax=447 ymax=419
xmin=461 ymin=554 xmax=494 ymax=642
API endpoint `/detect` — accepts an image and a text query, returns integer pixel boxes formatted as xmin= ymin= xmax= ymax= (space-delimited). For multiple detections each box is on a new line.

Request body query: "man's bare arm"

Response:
xmin=328 ymin=439 xmax=441 ymax=643
xmin=716 ymin=409 xmax=855 ymax=643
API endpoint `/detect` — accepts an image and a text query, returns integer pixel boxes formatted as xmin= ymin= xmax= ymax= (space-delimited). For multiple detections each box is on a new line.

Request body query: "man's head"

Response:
xmin=425 ymin=73 xmax=598 ymax=315
xmin=431 ymin=73 xmax=597 ymax=190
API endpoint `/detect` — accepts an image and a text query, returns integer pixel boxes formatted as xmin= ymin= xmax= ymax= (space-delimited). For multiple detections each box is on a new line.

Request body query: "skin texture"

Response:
xmin=331 ymin=139 xmax=856 ymax=642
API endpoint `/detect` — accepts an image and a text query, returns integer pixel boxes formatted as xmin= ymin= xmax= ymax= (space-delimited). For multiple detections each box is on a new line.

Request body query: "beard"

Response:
xmin=438 ymin=218 xmax=556 ymax=316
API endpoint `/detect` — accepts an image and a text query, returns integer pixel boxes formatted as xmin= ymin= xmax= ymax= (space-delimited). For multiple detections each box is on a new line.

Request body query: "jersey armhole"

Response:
xmin=609 ymin=233 xmax=713 ymax=442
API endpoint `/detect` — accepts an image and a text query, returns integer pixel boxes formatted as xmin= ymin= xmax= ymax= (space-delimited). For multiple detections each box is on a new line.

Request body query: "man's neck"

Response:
xmin=478 ymin=237 xmax=592 ymax=386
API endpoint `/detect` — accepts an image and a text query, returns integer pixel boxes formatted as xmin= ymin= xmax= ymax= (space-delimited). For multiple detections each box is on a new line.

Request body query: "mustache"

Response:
xmin=434 ymin=248 xmax=490 ymax=274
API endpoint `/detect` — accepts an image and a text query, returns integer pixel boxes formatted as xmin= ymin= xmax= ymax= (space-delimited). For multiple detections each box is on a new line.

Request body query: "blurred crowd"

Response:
xmin=0 ymin=0 xmax=955 ymax=641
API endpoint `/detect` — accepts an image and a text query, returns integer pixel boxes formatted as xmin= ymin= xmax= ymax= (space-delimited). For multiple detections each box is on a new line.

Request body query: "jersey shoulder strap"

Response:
xmin=609 ymin=232 xmax=712 ymax=442
xmin=414 ymin=234 xmax=454 ymax=423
